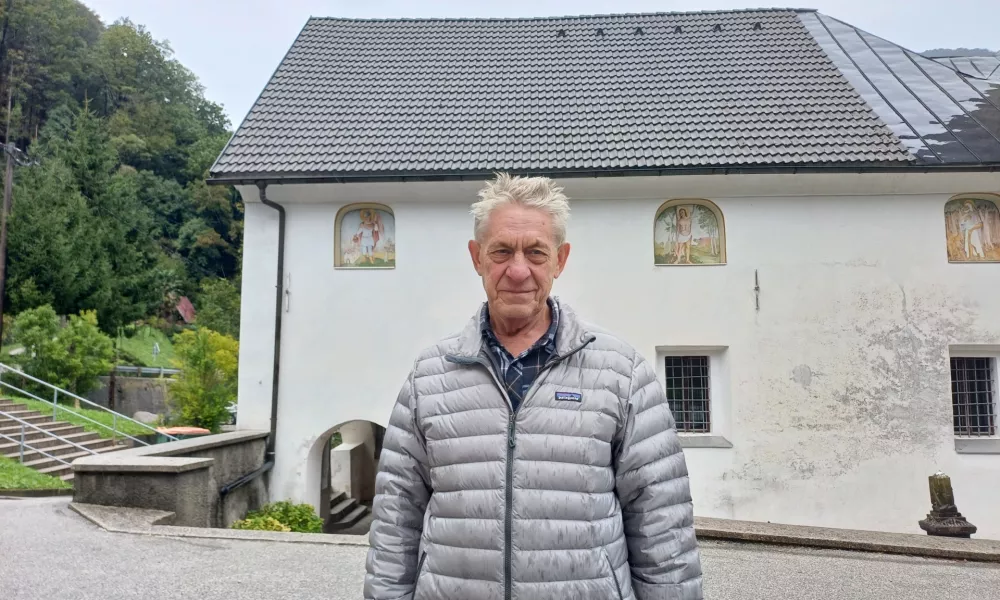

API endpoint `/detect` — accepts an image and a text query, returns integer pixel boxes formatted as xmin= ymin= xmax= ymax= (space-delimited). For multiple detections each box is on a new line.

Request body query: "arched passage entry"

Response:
xmin=315 ymin=419 xmax=386 ymax=534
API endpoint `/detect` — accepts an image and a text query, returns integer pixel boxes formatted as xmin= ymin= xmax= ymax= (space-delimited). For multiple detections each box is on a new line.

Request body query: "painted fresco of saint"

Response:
xmin=352 ymin=209 xmax=386 ymax=265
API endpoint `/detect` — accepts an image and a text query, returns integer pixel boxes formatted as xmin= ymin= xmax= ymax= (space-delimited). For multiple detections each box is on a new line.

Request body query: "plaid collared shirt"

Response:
xmin=480 ymin=298 xmax=560 ymax=412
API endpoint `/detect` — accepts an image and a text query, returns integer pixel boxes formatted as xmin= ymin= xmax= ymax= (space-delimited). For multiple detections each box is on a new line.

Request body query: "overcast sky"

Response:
xmin=82 ymin=0 xmax=998 ymax=128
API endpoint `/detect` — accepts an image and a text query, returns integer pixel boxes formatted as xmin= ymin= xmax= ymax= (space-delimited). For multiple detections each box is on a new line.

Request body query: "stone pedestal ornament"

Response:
xmin=918 ymin=472 xmax=977 ymax=538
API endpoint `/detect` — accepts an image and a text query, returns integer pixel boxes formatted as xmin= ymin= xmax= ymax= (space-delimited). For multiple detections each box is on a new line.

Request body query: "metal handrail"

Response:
xmin=0 ymin=408 xmax=101 ymax=462
xmin=0 ymin=363 xmax=177 ymax=445
xmin=114 ymin=365 xmax=180 ymax=377
xmin=0 ymin=380 xmax=152 ymax=447
xmin=0 ymin=430 xmax=72 ymax=466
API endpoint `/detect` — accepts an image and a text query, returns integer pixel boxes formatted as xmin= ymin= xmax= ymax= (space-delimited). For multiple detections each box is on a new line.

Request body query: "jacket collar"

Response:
xmin=451 ymin=296 xmax=595 ymax=360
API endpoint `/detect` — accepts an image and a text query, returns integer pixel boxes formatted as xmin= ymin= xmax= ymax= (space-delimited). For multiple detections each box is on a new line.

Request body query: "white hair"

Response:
xmin=470 ymin=172 xmax=571 ymax=245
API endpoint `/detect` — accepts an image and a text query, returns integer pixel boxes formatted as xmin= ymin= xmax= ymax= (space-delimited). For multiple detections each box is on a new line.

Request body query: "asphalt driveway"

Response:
xmin=2 ymin=497 xmax=999 ymax=599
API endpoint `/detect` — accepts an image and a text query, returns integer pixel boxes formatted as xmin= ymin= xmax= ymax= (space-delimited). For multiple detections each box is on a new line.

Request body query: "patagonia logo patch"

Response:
xmin=555 ymin=391 xmax=582 ymax=402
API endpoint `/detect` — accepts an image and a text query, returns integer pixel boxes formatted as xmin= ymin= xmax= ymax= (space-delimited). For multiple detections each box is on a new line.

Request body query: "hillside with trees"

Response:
xmin=0 ymin=0 xmax=241 ymax=345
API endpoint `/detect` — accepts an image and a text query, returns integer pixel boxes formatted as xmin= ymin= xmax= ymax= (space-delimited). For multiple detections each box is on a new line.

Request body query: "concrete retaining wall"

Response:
xmin=72 ymin=430 xmax=269 ymax=528
xmin=85 ymin=376 xmax=172 ymax=418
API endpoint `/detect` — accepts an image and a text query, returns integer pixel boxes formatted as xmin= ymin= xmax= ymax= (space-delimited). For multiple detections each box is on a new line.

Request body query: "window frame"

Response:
xmin=655 ymin=345 xmax=732 ymax=449
xmin=663 ymin=355 xmax=712 ymax=433
xmin=949 ymin=345 xmax=1000 ymax=455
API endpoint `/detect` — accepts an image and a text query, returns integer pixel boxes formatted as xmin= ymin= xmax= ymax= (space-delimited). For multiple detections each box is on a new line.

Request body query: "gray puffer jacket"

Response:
xmin=364 ymin=300 xmax=703 ymax=600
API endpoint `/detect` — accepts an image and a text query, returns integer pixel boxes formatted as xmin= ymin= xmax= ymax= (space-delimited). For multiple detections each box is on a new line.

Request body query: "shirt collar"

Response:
xmin=481 ymin=297 xmax=560 ymax=357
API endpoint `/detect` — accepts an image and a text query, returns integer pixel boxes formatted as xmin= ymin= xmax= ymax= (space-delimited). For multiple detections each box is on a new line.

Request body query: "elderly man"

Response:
xmin=364 ymin=173 xmax=703 ymax=600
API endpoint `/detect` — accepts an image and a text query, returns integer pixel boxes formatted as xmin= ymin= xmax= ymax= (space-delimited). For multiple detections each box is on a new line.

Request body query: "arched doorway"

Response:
xmin=317 ymin=419 xmax=386 ymax=535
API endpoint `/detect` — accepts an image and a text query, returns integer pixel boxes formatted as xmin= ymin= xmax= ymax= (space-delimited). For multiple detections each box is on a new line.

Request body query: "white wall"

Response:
xmin=236 ymin=173 xmax=1000 ymax=538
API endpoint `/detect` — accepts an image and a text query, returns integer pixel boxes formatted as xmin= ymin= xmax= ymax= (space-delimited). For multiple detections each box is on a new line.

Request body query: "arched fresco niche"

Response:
xmin=944 ymin=194 xmax=1000 ymax=263
xmin=654 ymin=199 xmax=726 ymax=265
xmin=334 ymin=203 xmax=396 ymax=269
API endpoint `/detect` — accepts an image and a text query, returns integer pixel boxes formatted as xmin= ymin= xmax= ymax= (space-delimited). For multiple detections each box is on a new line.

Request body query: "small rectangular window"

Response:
xmin=664 ymin=356 xmax=711 ymax=433
xmin=951 ymin=357 xmax=996 ymax=437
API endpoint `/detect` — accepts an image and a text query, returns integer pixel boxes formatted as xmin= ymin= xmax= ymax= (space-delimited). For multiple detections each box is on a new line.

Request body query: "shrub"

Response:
xmin=231 ymin=501 xmax=324 ymax=534
xmin=12 ymin=305 xmax=114 ymax=396
xmin=196 ymin=277 xmax=240 ymax=339
xmin=231 ymin=516 xmax=290 ymax=532
xmin=167 ymin=327 xmax=238 ymax=432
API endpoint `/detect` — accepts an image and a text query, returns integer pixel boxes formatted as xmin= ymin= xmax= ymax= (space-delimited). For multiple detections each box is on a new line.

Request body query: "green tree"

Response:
xmin=91 ymin=167 xmax=164 ymax=331
xmin=168 ymin=327 xmax=238 ymax=432
xmin=58 ymin=309 xmax=114 ymax=396
xmin=33 ymin=101 xmax=75 ymax=154
xmin=11 ymin=305 xmax=61 ymax=368
xmin=65 ymin=99 xmax=116 ymax=201
xmin=196 ymin=277 xmax=240 ymax=339
xmin=2 ymin=2 xmax=242 ymax=339
xmin=89 ymin=18 xmax=178 ymax=117
xmin=0 ymin=0 xmax=102 ymax=144
xmin=178 ymin=216 xmax=229 ymax=281
xmin=135 ymin=170 xmax=193 ymax=242
xmin=182 ymin=132 xmax=229 ymax=183
xmin=6 ymin=158 xmax=109 ymax=316
xmin=186 ymin=178 xmax=242 ymax=278
xmin=12 ymin=305 xmax=113 ymax=397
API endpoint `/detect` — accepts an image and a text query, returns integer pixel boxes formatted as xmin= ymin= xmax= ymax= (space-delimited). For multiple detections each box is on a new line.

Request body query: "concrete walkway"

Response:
xmin=3 ymin=497 xmax=1000 ymax=600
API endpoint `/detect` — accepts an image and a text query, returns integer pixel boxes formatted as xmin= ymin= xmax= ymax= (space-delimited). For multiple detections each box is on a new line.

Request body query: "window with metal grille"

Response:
xmin=951 ymin=357 xmax=996 ymax=437
xmin=664 ymin=356 xmax=711 ymax=433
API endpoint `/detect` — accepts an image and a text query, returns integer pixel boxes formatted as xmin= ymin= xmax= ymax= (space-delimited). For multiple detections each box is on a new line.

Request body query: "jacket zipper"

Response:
xmin=414 ymin=550 xmax=427 ymax=596
xmin=447 ymin=335 xmax=595 ymax=600
xmin=501 ymin=339 xmax=594 ymax=600
xmin=505 ymin=412 xmax=516 ymax=600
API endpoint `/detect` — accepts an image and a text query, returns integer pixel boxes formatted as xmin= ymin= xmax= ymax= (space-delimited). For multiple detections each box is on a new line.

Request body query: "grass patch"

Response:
xmin=12 ymin=397 xmax=156 ymax=439
xmin=0 ymin=455 xmax=71 ymax=490
xmin=655 ymin=245 xmax=723 ymax=265
xmin=119 ymin=326 xmax=175 ymax=368
xmin=0 ymin=344 xmax=24 ymax=359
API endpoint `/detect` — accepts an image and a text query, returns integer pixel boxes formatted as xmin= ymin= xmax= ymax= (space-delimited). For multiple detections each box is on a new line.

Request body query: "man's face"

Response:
xmin=468 ymin=203 xmax=570 ymax=324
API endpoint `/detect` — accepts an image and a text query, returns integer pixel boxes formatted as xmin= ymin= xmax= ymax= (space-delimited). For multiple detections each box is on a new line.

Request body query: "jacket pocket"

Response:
xmin=603 ymin=549 xmax=625 ymax=600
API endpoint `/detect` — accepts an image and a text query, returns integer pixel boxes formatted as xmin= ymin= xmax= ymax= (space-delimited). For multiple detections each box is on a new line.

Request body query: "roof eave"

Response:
xmin=206 ymin=162 xmax=1000 ymax=186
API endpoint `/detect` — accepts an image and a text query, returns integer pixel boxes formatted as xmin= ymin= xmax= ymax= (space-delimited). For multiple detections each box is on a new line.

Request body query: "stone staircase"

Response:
xmin=0 ymin=398 xmax=126 ymax=482
xmin=326 ymin=490 xmax=371 ymax=532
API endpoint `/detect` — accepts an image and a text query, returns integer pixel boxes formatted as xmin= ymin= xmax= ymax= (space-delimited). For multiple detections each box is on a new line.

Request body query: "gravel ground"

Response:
xmin=2 ymin=497 xmax=999 ymax=599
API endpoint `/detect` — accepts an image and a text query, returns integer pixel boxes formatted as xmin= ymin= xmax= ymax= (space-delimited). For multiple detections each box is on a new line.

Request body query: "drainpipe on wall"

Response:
xmin=218 ymin=183 xmax=284 ymax=505
xmin=257 ymin=181 xmax=285 ymax=463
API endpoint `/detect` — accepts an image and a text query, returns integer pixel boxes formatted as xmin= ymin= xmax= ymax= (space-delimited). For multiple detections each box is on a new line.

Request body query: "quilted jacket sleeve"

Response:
xmin=364 ymin=369 xmax=432 ymax=600
xmin=614 ymin=352 xmax=703 ymax=600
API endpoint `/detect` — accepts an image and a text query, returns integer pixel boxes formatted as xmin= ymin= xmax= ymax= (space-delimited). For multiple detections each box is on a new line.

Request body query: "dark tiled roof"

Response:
xmin=211 ymin=9 xmax=1000 ymax=180
xmin=802 ymin=13 xmax=1000 ymax=166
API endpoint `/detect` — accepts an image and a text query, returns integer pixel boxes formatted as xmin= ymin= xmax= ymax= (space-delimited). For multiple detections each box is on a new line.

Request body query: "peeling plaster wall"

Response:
xmin=237 ymin=174 xmax=1000 ymax=538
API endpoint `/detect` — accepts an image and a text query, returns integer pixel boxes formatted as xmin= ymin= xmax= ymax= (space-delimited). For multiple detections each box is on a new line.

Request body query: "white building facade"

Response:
xmin=211 ymin=10 xmax=1000 ymax=538
xmin=234 ymin=172 xmax=1000 ymax=538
